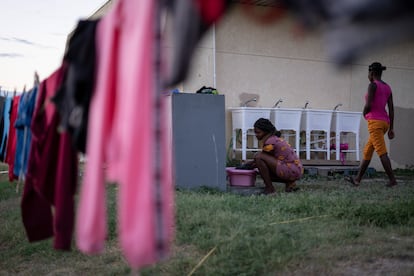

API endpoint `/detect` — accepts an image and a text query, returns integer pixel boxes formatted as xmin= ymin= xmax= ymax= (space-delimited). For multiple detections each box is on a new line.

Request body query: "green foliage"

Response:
xmin=394 ymin=168 xmax=414 ymax=176
xmin=226 ymin=159 xmax=242 ymax=167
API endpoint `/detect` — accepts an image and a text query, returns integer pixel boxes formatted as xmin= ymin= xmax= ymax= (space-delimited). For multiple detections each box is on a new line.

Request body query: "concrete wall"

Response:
xmin=180 ymin=4 xmax=414 ymax=170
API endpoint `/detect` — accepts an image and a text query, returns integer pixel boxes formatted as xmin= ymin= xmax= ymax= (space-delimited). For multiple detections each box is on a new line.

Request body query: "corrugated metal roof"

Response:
xmin=89 ymin=0 xmax=114 ymax=18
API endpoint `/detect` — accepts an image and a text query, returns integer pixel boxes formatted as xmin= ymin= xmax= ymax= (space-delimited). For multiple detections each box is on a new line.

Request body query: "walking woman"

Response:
xmin=347 ymin=62 xmax=397 ymax=187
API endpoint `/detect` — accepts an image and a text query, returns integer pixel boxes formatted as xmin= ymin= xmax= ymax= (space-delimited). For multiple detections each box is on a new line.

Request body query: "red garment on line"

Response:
xmin=21 ymin=65 xmax=78 ymax=250
xmin=5 ymin=95 xmax=20 ymax=181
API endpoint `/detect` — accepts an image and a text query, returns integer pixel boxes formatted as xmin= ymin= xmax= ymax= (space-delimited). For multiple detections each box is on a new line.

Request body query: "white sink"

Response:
xmin=270 ymin=108 xmax=303 ymax=153
xmin=300 ymin=109 xmax=333 ymax=160
xmin=231 ymin=107 xmax=271 ymax=131
xmin=230 ymin=107 xmax=361 ymax=162
xmin=331 ymin=111 xmax=362 ymax=161
xmin=301 ymin=109 xmax=333 ymax=133
xmin=331 ymin=111 xmax=362 ymax=133
xmin=230 ymin=107 xmax=271 ymax=160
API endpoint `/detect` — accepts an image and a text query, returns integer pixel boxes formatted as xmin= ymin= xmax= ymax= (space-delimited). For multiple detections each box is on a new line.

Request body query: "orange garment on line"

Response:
xmin=363 ymin=119 xmax=389 ymax=160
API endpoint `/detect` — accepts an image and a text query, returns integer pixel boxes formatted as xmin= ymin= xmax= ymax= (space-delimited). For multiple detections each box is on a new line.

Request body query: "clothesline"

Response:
xmin=0 ymin=89 xmax=22 ymax=97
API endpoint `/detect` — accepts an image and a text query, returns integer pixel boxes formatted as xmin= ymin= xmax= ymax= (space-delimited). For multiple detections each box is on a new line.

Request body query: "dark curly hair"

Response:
xmin=369 ymin=62 xmax=386 ymax=74
xmin=254 ymin=118 xmax=281 ymax=137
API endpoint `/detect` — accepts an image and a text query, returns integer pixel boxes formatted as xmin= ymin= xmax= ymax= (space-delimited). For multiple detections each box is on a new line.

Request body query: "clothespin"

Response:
xmin=34 ymin=71 xmax=40 ymax=86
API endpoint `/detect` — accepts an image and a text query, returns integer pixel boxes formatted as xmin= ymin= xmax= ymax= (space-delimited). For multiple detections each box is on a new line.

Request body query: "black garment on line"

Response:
xmin=282 ymin=0 xmax=414 ymax=64
xmin=51 ymin=19 xmax=99 ymax=153
xmin=163 ymin=0 xmax=233 ymax=87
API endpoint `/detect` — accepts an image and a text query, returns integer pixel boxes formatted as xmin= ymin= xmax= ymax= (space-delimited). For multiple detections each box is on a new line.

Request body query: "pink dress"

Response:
xmin=76 ymin=0 xmax=174 ymax=269
xmin=263 ymin=135 xmax=303 ymax=181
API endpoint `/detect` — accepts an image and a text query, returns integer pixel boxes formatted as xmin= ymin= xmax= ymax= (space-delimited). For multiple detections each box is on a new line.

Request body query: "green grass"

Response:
xmin=1 ymin=173 xmax=414 ymax=275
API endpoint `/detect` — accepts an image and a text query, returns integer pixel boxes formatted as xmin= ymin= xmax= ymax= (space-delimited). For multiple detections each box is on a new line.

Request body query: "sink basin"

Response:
xmin=331 ymin=111 xmax=362 ymax=133
xmin=230 ymin=107 xmax=271 ymax=160
xmin=301 ymin=109 xmax=333 ymax=133
xmin=300 ymin=109 xmax=333 ymax=160
xmin=231 ymin=107 xmax=272 ymax=131
xmin=270 ymin=108 xmax=303 ymax=130
xmin=230 ymin=107 xmax=361 ymax=162
xmin=270 ymin=108 xmax=303 ymax=153
xmin=331 ymin=111 xmax=362 ymax=161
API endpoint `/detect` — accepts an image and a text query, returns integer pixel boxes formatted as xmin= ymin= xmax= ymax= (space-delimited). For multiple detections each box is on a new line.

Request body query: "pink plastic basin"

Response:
xmin=226 ymin=167 xmax=257 ymax=187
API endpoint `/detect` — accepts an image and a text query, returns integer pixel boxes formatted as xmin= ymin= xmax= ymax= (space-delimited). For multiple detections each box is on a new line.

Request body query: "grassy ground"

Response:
xmin=1 ymin=171 xmax=414 ymax=275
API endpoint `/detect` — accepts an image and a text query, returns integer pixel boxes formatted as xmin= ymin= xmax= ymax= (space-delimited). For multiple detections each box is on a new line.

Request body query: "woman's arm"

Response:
xmin=387 ymin=93 xmax=395 ymax=139
xmin=363 ymin=82 xmax=376 ymax=116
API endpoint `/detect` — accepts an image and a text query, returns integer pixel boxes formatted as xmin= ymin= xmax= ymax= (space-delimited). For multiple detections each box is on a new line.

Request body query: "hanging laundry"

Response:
xmin=21 ymin=65 xmax=78 ymax=251
xmin=163 ymin=0 xmax=232 ymax=86
xmin=0 ymin=95 xmax=6 ymax=152
xmin=51 ymin=19 xmax=100 ymax=154
xmin=13 ymin=87 xmax=37 ymax=179
xmin=5 ymin=95 xmax=20 ymax=182
xmin=0 ymin=96 xmax=11 ymax=161
xmin=76 ymin=0 xmax=174 ymax=270
xmin=281 ymin=0 xmax=414 ymax=64
xmin=13 ymin=91 xmax=27 ymax=178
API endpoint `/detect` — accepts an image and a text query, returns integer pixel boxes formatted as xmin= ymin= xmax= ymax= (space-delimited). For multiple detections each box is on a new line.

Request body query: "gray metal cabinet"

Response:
xmin=171 ymin=93 xmax=226 ymax=191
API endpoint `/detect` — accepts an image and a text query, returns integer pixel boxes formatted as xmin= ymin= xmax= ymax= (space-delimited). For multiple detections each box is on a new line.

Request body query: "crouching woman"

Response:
xmin=248 ymin=118 xmax=303 ymax=195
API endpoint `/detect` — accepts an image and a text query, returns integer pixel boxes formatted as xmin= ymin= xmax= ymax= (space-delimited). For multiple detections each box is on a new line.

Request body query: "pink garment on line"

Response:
xmin=76 ymin=0 xmax=174 ymax=270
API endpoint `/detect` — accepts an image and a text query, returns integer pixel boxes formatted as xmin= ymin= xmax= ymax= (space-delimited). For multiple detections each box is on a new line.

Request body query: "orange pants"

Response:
xmin=363 ymin=120 xmax=389 ymax=160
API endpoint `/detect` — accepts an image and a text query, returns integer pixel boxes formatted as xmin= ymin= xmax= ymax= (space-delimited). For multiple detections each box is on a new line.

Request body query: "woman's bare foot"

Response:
xmin=285 ymin=182 xmax=299 ymax=192
xmin=386 ymin=181 xmax=397 ymax=187
xmin=264 ymin=187 xmax=276 ymax=195
xmin=345 ymin=176 xmax=360 ymax=187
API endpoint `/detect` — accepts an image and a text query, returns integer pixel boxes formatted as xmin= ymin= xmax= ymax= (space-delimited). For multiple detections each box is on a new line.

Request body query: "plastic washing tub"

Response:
xmin=226 ymin=167 xmax=257 ymax=187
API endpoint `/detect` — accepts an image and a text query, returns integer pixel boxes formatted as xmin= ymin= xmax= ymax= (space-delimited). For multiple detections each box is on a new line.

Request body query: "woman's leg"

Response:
xmin=355 ymin=159 xmax=370 ymax=184
xmin=354 ymin=121 xmax=376 ymax=185
xmin=380 ymin=153 xmax=397 ymax=186
xmin=369 ymin=121 xmax=397 ymax=186
xmin=254 ymin=152 xmax=278 ymax=194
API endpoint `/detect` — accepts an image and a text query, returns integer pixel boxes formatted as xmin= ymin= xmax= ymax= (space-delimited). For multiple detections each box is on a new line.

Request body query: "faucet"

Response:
xmin=273 ymin=98 xmax=283 ymax=108
xmin=303 ymin=100 xmax=309 ymax=109
xmin=242 ymin=97 xmax=257 ymax=107
xmin=333 ymin=103 xmax=343 ymax=111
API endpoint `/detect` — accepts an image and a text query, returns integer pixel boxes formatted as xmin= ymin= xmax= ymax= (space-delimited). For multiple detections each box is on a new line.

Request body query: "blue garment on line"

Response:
xmin=13 ymin=87 xmax=37 ymax=178
xmin=0 ymin=96 xmax=12 ymax=159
